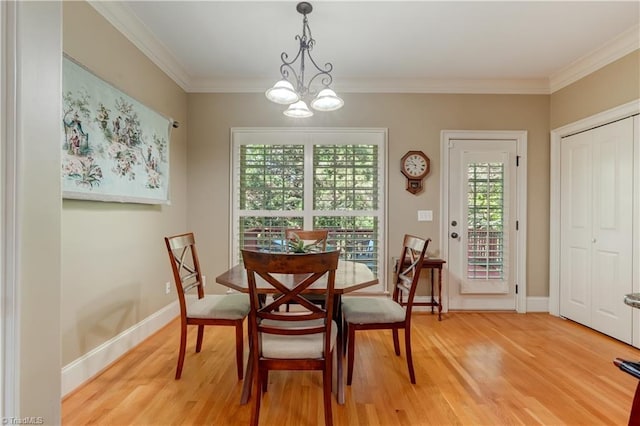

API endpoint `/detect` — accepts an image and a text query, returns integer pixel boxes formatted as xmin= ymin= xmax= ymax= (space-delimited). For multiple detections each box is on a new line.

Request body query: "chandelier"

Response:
xmin=265 ymin=2 xmax=344 ymax=118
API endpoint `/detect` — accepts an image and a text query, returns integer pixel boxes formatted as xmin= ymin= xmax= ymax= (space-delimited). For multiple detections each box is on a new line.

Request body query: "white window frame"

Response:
xmin=229 ymin=127 xmax=388 ymax=292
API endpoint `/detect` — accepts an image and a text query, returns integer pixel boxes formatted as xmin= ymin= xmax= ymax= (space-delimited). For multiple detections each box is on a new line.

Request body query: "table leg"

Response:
xmin=430 ymin=268 xmax=435 ymax=314
xmin=239 ymin=351 xmax=253 ymax=404
xmin=333 ymin=294 xmax=345 ymax=404
xmin=437 ymin=267 xmax=442 ymax=321
xmin=239 ymin=320 xmax=255 ymax=405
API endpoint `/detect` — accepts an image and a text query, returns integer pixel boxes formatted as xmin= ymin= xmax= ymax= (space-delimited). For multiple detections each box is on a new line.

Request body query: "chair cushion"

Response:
xmin=186 ymin=293 xmax=250 ymax=320
xmin=342 ymin=297 xmax=406 ymax=324
xmin=259 ymin=319 xmax=337 ymax=359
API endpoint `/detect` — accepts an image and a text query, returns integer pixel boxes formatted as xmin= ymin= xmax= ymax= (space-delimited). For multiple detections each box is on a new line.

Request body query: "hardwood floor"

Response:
xmin=62 ymin=312 xmax=640 ymax=425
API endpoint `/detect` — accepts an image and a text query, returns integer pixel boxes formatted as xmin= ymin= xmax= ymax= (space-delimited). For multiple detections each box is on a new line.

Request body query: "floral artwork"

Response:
xmin=62 ymin=57 xmax=171 ymax=204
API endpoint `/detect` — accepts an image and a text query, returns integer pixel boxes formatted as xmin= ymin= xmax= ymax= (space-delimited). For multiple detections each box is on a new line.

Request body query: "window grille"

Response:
xmin=466 ymin=162 xmax=505 ymax=280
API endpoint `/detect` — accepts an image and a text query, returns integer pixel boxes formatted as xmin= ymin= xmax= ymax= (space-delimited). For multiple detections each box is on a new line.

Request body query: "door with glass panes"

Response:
xmin=448 ymin=139 xmax=518 ymax=310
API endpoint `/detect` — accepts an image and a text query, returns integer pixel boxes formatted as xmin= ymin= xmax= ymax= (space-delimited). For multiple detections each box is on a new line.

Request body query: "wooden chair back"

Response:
xmin=393 ymin=235 xmax=431 ymax=317
xmin=165 ymin=232 xmax=205 ymax=311
xmin=284 ymin=228 xmax=329 ymax=253
xmin=241 ymin=249 xmax=339 ymax=327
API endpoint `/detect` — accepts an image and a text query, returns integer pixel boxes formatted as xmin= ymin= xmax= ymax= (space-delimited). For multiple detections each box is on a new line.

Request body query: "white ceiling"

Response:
xmin=91 ymin=1 xmax=640 ymax=94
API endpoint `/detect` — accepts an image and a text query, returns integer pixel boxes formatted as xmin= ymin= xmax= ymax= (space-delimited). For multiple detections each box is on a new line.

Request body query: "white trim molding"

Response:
xmin=87 ymin=1 xmax=191 ymax=91
xmin=549 ymin=25 xmax=640 ymax=94
xmin=526 ymin=297 xmax=549 ymax=313
xmin=190 ymin=76 xmax=551 ymax=95
xmin=440 ymin=130 xmax=528 ymax=314
xmin=61 ymin=302 xmax=179 ymax=397
xmin=1 ymin=0 xmax=19 ymax=417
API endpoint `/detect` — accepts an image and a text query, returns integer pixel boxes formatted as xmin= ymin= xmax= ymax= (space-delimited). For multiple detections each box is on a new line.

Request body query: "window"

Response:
xmin=231 ymin=129 xmax=386 ymax=289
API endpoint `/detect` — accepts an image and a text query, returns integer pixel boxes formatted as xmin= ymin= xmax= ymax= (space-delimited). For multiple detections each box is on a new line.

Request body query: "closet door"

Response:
xmin=560 ymin=130 xmax=592 ymax=326
xmin=560 ymin=117 xmax=634 ymax=343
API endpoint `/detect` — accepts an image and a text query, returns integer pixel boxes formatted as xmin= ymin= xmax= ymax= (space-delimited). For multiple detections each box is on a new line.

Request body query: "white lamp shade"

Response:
xmin=283 ymin=100 xmax=314 ymax=118
xmin=265 ymin=80 xmax=299 ymax=104
xmin=310 ymin=88 xmax=344 ymax=111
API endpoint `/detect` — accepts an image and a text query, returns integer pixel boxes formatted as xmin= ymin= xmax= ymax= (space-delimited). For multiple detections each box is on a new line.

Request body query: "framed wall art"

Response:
xmin=62 ymin=55 xmax=172 ymax=204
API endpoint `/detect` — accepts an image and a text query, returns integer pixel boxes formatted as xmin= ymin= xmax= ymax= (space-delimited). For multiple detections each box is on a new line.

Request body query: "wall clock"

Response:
xmin=401 ymin=150 xmax=430 ymax=194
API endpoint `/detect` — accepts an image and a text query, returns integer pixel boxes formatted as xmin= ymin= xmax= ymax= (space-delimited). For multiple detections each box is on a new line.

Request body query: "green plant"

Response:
xmin=287 ymin=232 xmax=324 ymax=253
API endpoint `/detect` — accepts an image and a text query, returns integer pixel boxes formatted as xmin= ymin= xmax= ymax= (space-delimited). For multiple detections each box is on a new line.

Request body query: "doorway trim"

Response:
xmin=440 ymin=130 xmax=528 ymax=313
xmin=1 ymin=0 xmax=18 ymax=416
xmin=549 ymin=100 xmax=640 ymax=328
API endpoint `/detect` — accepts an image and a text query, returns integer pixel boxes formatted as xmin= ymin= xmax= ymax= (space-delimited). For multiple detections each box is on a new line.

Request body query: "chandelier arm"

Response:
xmin=305 ymin=51 xmax=334 ymax=89
xmin=280 ymin=62 xmax=302 ymax=94
xmin=280 ymin=47 xmax=303 ymax=71
xmin=306 ymin=71 xmax=333 ymax=95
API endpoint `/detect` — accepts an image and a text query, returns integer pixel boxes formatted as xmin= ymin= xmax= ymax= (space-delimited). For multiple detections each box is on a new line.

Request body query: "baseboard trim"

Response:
xmin=61 ymin=301 xmax=179 ymax=397
xmin=526 ymin=296 xmax=549 ymax=312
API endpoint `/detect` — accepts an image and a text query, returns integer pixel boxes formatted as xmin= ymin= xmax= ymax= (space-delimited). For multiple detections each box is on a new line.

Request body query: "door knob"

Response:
xmin=451 ymin=232 xmax=459 ymax=239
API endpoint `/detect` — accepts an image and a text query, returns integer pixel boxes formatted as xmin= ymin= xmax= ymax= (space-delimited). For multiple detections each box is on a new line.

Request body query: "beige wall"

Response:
xmin=187 ymin=93 xmax=551 ymax=297
xmin=61 ymin=2 xmax=188 ymax=364
xmin=551 ymin=50 xmax=640 ymax=129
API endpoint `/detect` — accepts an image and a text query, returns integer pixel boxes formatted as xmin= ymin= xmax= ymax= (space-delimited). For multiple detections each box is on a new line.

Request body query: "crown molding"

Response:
xmin=549 ymin=25 xmax=640 ymax=94
xmin=88 ymin=1 xmax=191 ymax=91
xmin=190 ymin=76 xmax=550 ymax=95
xmin=334 ymin=77 xmax=550 ymax=95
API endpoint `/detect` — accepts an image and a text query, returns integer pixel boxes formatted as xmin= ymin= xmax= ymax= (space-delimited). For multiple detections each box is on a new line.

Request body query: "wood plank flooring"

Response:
xmin=62 ymin=312 xmax=640 ymax=425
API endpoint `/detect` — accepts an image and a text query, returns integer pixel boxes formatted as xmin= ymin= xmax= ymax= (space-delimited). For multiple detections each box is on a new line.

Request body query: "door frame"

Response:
xmin=1 ymin=0 xmax=18 ymax=416
xmin=440 ymin=130 xmax=528 ymax=313
xmin=549 ymin=100 xmax=640 ymax=345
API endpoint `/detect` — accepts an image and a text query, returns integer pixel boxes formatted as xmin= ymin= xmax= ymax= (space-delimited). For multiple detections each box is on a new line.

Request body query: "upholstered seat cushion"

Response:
xmin=259 ymin=319 xmax=337 ymax=359
xmin=186 ymin=293 xmax=250 ymax=320
xmin=342 ymin=297 xmax=406 ymax=324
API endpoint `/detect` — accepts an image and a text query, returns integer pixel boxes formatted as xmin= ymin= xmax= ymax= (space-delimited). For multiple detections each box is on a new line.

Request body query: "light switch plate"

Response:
xmin=417 ymin=210 xmax=433 ymax=221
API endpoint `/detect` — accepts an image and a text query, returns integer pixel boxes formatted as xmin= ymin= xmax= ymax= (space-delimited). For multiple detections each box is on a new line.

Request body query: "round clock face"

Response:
xmin=403 ymin=153 xmax=429 ymax=178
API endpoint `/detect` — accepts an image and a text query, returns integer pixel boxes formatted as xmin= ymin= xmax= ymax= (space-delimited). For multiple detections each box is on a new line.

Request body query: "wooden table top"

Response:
xmin=215 ymin=260 xmax=379 ymax=294
xmin=420 ymin=257 xmax=446 ymax=267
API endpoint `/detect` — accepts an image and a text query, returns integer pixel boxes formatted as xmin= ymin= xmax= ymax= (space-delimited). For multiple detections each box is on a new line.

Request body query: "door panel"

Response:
xmin=591 ymin=119 xmax=633 ymax=342
xmin=560 ymin=133 xmax=592 ymax=323
xmin=448 ymin=140 xmax=517 ymax=310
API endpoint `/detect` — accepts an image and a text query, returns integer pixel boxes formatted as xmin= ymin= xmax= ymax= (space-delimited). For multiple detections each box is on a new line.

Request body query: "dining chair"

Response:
xmin=164 ymin=232 xmax=250 ymax=380
xmin=241 ymin=249 xmax=340 ymax=426
xmin=342 ymin=234 xmax=430 ymax=384
xmin=279 ymin=229 xmax=329 ymax=312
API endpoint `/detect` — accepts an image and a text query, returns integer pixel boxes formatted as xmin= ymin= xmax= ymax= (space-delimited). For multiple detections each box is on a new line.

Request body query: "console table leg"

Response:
xmin=430 ymin=269 xmax=435 ymax=314
xmin=437 ymin=268 xmax=442 ymax=321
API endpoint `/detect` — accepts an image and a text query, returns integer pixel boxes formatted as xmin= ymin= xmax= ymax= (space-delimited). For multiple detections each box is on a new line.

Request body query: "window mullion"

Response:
xmin=303 ymin=137 xmax=314 ymax=229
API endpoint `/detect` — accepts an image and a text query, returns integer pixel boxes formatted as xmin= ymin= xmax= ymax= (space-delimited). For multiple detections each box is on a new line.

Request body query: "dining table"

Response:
xmin=215 ymin=259 xmax=379 ymax=405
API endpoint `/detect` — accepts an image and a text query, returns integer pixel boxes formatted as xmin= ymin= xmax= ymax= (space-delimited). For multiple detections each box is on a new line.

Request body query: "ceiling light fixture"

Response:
xmin=265 ymin=2 xmax=344 ymax=118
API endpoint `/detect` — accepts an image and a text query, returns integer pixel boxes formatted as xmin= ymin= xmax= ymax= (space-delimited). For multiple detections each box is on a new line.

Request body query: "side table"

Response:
xmin=396 ymin=257 xmax=446 ymax=321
